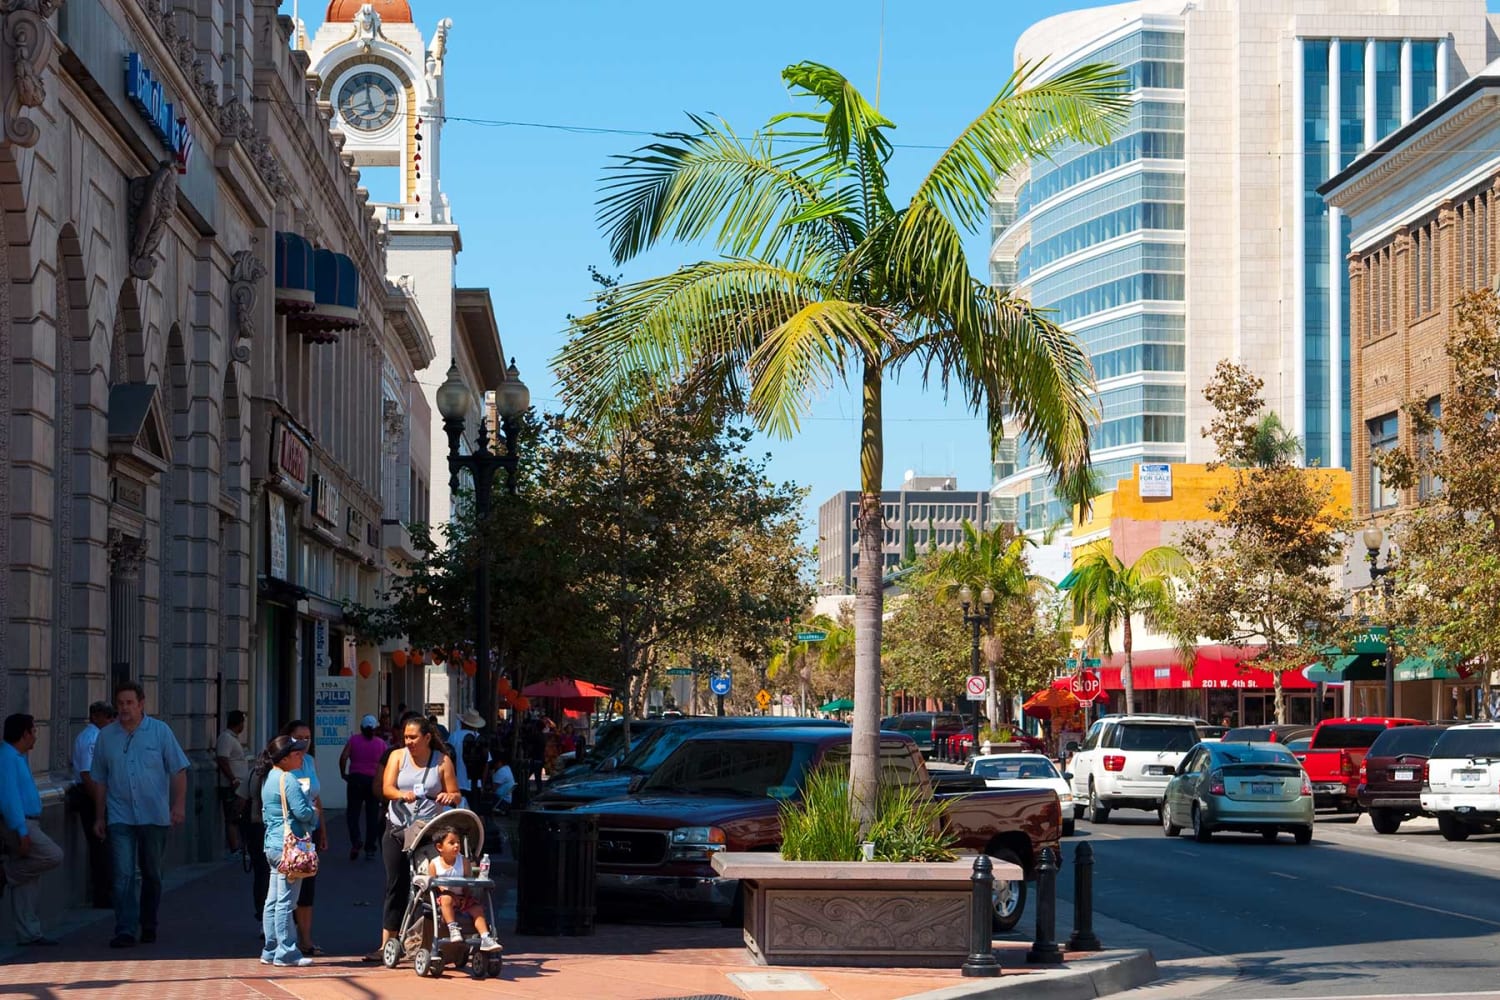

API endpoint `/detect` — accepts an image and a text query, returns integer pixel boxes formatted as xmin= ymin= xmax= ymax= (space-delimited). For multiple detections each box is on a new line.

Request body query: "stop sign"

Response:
xmin=1070 ymin=669 xmax=1103 ymax=703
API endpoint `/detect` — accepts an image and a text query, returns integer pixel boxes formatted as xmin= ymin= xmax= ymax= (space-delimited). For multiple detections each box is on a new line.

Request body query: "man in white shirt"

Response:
xmin=68 ymin=701 xmax=115 ymax=908
xmin=452 ymin=709 xmax=489 ymax=808
xmin=215 ymin=711 xmax=249 ymax=860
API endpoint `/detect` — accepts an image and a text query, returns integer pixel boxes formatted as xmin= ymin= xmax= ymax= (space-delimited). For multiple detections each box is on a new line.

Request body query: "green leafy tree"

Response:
xmin=1066 ymin=546 xmax=1188 ymax=716
xmin=1174 ymin=362 xmax=1351 ymax=723
xmin=1378 ymin=290 xmax=1500 ymax=712
xmin=555 ymin=60 xmax=1126 ymax=825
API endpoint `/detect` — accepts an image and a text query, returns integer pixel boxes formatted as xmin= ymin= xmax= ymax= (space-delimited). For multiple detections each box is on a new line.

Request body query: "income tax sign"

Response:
xmin=1070 ymin=669 xmax=1103 ymax=703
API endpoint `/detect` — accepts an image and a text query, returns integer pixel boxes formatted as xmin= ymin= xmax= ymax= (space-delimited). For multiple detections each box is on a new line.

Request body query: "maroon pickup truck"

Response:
xmin=1298 ymin=717 xmax=1425 ymax=811
xmin=573 ymin=725 xmax=1062 ymax=932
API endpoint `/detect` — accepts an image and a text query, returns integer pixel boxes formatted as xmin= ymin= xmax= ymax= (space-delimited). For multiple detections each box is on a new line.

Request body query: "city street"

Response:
xmin=1071 ymin=809 xmax=1500 ymax=999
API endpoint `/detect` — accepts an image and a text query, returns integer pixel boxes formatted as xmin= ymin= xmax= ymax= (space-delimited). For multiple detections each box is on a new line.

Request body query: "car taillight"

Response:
xmin=1208 ymin=770 xmax=1225 ymax=796
xmin=1358 ymin=760 xmax=1367 ymax=781
xmin=1300 ymin=776 xmax=1312 ymax=796
xmin=1422 ymin=761 xmax=1430 ymax=784
xmin=1103 ymin=755 xmax=1126 ymax=772
xmin=1339 ymin=749 xmax=1355 ymax=776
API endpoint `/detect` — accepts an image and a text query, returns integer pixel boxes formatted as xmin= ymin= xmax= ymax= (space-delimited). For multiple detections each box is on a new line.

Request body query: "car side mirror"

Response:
xmin=599 ymin=755 xmax=619 ymax=773
xmin=1065 ymin=741 xmax=1081 ymax=754
xmin=1062 ymin=772 xmax=1073 ymax=782
xmin=627 ymin=775 xmax=646 ymax=794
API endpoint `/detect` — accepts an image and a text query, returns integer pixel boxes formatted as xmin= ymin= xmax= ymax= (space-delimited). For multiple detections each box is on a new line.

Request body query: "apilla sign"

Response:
xmin=124 ymin=53 xmax=196 ymax=174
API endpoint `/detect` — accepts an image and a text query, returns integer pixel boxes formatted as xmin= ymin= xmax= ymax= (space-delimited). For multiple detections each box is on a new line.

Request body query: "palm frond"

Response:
xmin=746 ymin=300 xmax=888 ymax=437
xmin=778 ymin=62 xmax=894 ymax=166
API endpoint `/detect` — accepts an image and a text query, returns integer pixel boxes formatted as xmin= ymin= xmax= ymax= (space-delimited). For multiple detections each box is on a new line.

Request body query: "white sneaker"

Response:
xmin=448 ymin=924 xmax=464 ymax=943
xmin=273 ymin=957 xmax=314 ymax=967
xmin=479 ymin=934 xmax=502 ymax=953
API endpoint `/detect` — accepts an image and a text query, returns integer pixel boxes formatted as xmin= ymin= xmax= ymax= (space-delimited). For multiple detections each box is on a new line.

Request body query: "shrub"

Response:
xmin=779 ymin=764 xmax=959 ymax=863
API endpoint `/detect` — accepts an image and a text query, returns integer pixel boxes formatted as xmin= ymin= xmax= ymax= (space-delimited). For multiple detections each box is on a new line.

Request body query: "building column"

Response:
xmin=1437 ymin=35 xmax=1450 ymax=96
xmin=108 ymin=530 xmax=148 ymax=690
xmin=1363 ymin=38 xmax=1376 ymax=151
xmin=1399 ymin=39 xmax=1413 ymax=124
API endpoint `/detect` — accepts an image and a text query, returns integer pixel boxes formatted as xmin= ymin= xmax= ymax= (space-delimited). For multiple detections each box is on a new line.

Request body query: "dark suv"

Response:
xmin=879 ymin=712 xmax=967 ymax=757
xmin=1358 ymin=723 xmax=1454 ymax=833
xmin=1222 ymin=725 xmax=1315 ymax=746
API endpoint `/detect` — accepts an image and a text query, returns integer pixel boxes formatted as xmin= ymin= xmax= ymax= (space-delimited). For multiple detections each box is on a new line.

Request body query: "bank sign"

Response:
xmin=124 ymin=53 xmax=196 ymax=174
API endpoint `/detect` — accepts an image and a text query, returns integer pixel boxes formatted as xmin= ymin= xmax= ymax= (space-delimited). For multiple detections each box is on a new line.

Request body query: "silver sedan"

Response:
xmin=1161 ymin=742 xmax=1314 ymax=844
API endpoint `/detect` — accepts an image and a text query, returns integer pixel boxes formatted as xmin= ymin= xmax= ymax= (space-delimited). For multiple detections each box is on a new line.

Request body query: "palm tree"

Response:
xmin=1248 ymin=412 xmax=1302 ymax=469
xmin=1067 ymin=546 xmax=1190 ymax=715
xmin=555 ymin=60 xmax=1127 ymax=826
xmin=923 ymin=522 xmax=1051 ymax=727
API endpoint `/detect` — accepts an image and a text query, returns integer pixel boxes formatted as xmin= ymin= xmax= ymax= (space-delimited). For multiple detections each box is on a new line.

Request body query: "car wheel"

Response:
xmin=1261 ymin=829 xmax=1279 ymax=843
xmin=1191 ymin=804 xmax=1212 ymax=843
xmin=1088 ymin=781 xmax=1110 ymax=824
xmin=1062 ymin=819 xmax=1075 ymax=837
xmin=1367 ymin=808 xmax=1402 ymax=834
xmin=988 ymin=849 xmax=1028 ymax=933
xmin=1161 ymin=803 xmax=1180 ymax=838
xmin=1072 ymin=803 xmax=1086 ymax=821
xmin=1293 ymin=826 xmax=1313 ymax=845
xmin=1438 ymin=813 xmax=1471 ymax=842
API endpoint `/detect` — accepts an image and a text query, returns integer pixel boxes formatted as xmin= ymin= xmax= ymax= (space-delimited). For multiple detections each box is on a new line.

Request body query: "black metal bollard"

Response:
xmin=1026 ymin=847 xmax=1064 ymax=965
xmin=1068 ymin=841 xmax=1103 ymax=951
xmin=960 ymin=855 xmax=1001 ymax=977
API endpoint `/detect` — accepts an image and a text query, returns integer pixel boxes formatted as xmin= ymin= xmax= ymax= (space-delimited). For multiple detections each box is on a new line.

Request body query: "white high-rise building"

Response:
xmin=991 ymin=0 xmax=1498 ymax=532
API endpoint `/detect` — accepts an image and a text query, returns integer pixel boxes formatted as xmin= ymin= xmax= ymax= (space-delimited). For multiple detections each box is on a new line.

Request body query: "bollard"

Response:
xmin=1067 ymin=841 xmax=1103 ymax=952
xmin=1026 ymin=847 xmax=1064 ymax=965
xmin=960 ymin=855 xmax=1001 ymax=977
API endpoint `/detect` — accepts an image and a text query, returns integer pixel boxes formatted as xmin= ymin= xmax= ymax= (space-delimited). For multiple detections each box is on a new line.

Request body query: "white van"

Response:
xmin=1420 ymin=722 xmax=1500 ymax=841
xmin=1067 ymin=714 xmax=1201 ymax=823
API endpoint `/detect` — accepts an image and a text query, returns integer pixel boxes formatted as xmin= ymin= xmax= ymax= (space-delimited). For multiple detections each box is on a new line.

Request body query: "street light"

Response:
xmin=436 ymin=356 xmax=531 ymax=797
xmin=959 ymin=584 xmax=995 ymax=759
xmin=1363 ymin=524 xmax=1396 ymax=716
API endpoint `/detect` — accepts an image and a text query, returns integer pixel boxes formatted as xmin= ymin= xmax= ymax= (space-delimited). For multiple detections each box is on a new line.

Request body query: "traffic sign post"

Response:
xmin=964 ymin=675 xmax=988 ymax=701
xmin=1070 ymin=669 xmax=1103 ymax=704
xmin=756 ymin=689 xmax=771 ymax=712
xmin=709 ymin=672 xmax=731 ymax=717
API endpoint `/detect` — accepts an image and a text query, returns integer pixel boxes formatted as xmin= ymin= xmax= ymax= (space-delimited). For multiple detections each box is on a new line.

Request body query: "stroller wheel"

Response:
xmin=380 ymin=938 xmax=402 ymax=969
xmin=486 ymin=954 xmax=503 ymax=979
xmin=413 ymin=946 xmax=443 ymax=978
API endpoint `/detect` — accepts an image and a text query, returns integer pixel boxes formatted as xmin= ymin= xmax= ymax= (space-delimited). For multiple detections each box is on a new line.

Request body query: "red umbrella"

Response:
xmin=521 ymin=678 xmax=612 ymax=700
xmin=1023 ymin=686 xmax=1080 ymax=720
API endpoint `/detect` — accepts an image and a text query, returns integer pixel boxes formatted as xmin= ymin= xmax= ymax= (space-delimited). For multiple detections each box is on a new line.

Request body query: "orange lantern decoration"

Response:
xmin=391 ymin=649 xmax=408 ymax=668
xmin=357 ymin=660 xmax=373 ymax=679
xmin=497 ymin=677 xmax=512 ymax=695
xmin=430 ymin=649 xmax=446 ymax=665
xmin=339 ymin=665 xmax=354 ymax=676
xmin=451 ymin=648 xmax=463 ymax=664
xmin=515 ymin=696 xmax=531 ymax=712
xmin=462 ymin=659 xmax=477 ymax=677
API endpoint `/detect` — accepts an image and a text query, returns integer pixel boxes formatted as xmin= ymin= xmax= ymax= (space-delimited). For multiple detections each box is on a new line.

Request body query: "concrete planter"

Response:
xmin=711 ymin=853 xmax=1023 ymax=968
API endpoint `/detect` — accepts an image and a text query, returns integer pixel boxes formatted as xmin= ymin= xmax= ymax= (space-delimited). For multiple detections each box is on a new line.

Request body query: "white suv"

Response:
xmin=1067 ymin=715 xmax=1201 ymax=823
xmin=1420 ymin=722 xmax=1500 ymax=841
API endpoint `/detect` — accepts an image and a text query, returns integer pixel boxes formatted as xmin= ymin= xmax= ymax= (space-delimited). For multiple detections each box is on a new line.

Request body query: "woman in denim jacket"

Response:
xmin=260 ymin=734 xmax=317 ymax=966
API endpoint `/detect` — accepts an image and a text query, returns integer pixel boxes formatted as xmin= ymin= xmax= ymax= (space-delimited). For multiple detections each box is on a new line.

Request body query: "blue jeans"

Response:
xmin=107 ymin=824 xmax=167 ymax=939
xmin=261 ymin=856 xmax=304 ymax=964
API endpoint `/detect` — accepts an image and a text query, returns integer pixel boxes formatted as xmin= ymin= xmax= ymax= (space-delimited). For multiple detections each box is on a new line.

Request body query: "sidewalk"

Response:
xmin=0 ymin=816 xmax=1157 ymax=1000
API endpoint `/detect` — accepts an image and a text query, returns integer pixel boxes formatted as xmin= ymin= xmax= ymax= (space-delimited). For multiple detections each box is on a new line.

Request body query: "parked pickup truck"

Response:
xmin=573 ymin=725 xmax=1062 ymax=932
xmin=1299 ymin=716 xmax=1425 ymax=811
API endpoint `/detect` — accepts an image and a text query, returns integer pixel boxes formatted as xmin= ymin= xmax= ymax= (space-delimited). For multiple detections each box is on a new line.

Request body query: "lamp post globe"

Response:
xmin=958 ymin=584 xmax=973 ymax=607
xmin=436 ymin=359 xmax=473 ymax=423
xmin=497 ymin=358 xmax=531 ymax=418
xmin=1362 ymin=524 xmax=1384 ymax=554
xmin=980 ymin=585 xmax=995 ymax=607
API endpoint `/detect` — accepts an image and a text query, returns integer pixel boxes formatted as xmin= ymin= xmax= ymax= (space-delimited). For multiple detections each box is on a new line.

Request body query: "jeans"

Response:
xmin=345 ymin=774 xmax=380 ymax=853
xmin=107 ymin=824 xmax=167 ymax=939
xmin=261 ymin=856 xmax=304 ymax=965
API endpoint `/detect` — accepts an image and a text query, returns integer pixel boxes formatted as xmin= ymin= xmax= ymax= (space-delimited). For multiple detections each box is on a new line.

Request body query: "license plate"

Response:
xmin=1393 ymin=769 xmax=1414 ymax=781
xmin=1146 ymin=765 xmax=1172 ymax=776
xmin=1250 ymin=781 xmax=1274 ymax=795
xmin=1458 ymin=769 xmax=1484 ymax=784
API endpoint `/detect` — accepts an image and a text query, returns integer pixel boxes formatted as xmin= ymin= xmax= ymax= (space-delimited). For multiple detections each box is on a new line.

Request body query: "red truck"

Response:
xmin=574 ymin=725 xmax=1062 ymax=932
xmin=1297 ymin=716 xmax=1425 ymax=811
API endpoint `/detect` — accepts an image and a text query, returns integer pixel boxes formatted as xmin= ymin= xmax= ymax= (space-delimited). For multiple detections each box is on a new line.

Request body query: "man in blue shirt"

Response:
xmin=90 ymin=681 xmax=191 ymax=949
xmin=1 ymin=713 xmax=64 ymax=945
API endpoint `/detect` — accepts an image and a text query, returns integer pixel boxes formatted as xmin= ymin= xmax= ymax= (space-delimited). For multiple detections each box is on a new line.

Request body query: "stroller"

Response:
xmin=380 ymin=808 xmax=503 ymax=979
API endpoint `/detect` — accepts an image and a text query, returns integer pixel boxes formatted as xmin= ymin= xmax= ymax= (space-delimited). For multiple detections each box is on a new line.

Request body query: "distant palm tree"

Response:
xmin=1067 ymin=546 xmax=1189 ymax=715
xmin=1247 ymin=412 xmax=1302 ymax=469
xmin=556 ymin=60 xmax=1127 ymax=825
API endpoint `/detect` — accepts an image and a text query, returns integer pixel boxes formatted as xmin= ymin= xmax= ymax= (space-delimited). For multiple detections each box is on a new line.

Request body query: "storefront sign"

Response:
xmin=273 ymin=421 xmax=309 ymax=490
xmin=313 ymin=618 xmax=330 ymax=672
xmin=314 ymin=676 xmax=354 ymax=746
xmin=313 ymin=474 xmax=340 ymax=526
xmin=268 ymin=493 xmax=288 ymax=580
xmin=124 ymin=53 xmax=196 ymax=174
xmin=1139 ymin=463 xmax=1173 ymax=498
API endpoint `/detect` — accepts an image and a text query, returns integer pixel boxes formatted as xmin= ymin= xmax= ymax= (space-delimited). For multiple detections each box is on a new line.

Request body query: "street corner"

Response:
xmin=898 ymin=950 xmax=1158 ymax=1000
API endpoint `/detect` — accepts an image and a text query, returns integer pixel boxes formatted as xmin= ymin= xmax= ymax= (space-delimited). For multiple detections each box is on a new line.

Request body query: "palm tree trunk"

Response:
xmin=850 ymin=359 xmax=884 ymax=831
xmin=1122 ymin=614 xmax=1136 ymax=715
xmin=985 ymin=633 xmax=1000 ymax=730
xmin=1273 ymin=669 xmax=1285 ymax=725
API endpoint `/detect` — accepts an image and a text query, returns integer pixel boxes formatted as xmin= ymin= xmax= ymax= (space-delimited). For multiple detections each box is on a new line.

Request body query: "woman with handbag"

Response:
xmin=260 ymin=734 xmax=318 ymax=967
xmin=373 ymin=715 xmax=459 ymax=961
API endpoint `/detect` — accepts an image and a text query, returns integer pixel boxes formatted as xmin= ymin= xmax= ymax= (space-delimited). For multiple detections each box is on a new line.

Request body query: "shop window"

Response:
xmin=1368 ymin=412 xmax=1398 ymax=509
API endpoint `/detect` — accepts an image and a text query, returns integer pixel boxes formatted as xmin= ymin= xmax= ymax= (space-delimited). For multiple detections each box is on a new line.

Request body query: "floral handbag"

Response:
xmin=277 ymin=772 xmax=320 ymax=880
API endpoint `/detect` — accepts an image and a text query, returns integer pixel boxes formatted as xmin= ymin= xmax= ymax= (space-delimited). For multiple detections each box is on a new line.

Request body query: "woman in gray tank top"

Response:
xmin=375 ymin=716 xmax=460 ymax=957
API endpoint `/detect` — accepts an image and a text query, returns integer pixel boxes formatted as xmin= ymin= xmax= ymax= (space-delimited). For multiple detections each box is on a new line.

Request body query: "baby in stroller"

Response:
xmin=431 ymin=825 xmax=502 ymax=952
xmin=384 ymin=807 xmax=503 ymax=979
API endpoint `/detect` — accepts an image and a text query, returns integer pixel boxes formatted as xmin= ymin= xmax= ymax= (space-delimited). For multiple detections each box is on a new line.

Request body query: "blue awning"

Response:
xmin=294 ymin=249 xmax=360 ymax=343
xmin=273 ymin=232 xmax=315 ymax=312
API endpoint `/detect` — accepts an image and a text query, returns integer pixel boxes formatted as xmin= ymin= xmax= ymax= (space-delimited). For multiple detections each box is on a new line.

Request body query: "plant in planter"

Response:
xmin=780 ymin=765 xmax=958 ymax=862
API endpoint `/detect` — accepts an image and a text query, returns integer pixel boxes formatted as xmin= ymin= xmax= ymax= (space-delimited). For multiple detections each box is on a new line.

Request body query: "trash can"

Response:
xmin=514 ymin=809 xmax=597 ymax=936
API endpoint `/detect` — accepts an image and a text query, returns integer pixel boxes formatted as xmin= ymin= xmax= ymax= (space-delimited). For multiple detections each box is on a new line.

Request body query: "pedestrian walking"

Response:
xmin=452 ymin=708 xmax=489 ymax=808
xmin=259 ymin=734 xmax=316 ymax=968
xmin=369 ymin=715 xmax=459 ymax=961
xmin=374 ymin=706 xmax=394 ymax=745
xmin=339 ymin=714 xmax=384 ymax=860
xmin=243 ymin=744 xmax=274 ymax=926
xmin=1 ymin=714 xmax=64 ymax=946
xmin=90 ymin=681 xmax=190 ymax=948
xmin=68 ymin=701 xmax=115 ymax=909
xmin=280 ymin=719 xmax=326 ymax=957
xmin=216 ymin=710 xmax=250 ymax=860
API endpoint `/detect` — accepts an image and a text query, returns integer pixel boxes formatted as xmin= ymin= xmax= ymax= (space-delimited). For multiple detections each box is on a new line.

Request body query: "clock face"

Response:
xmin=337 ymin=72 xmax=400 ymax=133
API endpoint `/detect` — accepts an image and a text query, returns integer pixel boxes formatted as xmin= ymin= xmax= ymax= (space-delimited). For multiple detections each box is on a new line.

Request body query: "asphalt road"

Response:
xmin=1057 ymin=807 xmax=1500 ymax=998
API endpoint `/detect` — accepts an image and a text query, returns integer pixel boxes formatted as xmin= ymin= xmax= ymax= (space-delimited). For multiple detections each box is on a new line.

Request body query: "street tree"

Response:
xmin=1377 ymin=290 xmax=1500 ymax=713
xmin=554 ymin=59 xmax=1126 ymax=825
xmin=1067 ymin=546 xmax=1188 ymax=716
xmin=1174 ymin=362 xmax=1351 ymax=723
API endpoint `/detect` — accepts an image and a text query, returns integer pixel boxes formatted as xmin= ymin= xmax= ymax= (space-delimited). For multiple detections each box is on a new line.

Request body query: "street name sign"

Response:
xmin=965 ymin=675 xmax=988 ymax=701
xmin=795 ymin=630 xmax=828 ymax=643
xmin=665 ymin=667 xmax=693 ymax=676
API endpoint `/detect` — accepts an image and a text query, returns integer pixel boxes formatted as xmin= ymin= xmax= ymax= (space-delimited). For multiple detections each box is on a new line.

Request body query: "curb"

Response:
xmin=899 ymin=950 xmax=1158 ymax=1000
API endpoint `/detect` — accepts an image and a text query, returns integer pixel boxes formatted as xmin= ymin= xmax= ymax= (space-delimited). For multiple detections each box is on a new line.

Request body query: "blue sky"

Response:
xmin=302 ymin=0 xmax=1500 ymax=546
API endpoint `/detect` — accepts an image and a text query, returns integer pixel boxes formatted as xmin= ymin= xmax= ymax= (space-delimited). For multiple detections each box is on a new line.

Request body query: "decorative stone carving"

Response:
xmin=382 ymin=398 xmax=405 ymax=439
xmin=228 ymin=249 xmax=266 ymax=362
xmin=353 ymin=4 xmax=381 ymax=50
xmin=107 ymin=528 xmax=149 ymax=582
xmin=128 ymin=160 xmax=177 ymax=279
xmin=0 ymin=0 xmax=63 ymax=149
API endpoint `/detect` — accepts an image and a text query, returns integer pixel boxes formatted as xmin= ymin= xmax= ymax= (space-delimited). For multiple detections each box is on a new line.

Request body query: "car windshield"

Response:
xmin=1213 ymin=745 xmax=1298 ymax=766
xmin=1118 ymin=724 xmax=1198 ymax=752
xmin=1368 ymin=727 xmax=1448 ymax=758
xmin=1312 ymin=724 xmax=1388 ymax=749
xmin=1431 ymin=729 xmax=1500 ymax=760
xmin=618 ymin=724 xmax=688 ymax=773
xmin=1286 ymin=738 xmax=1311 ymax=752
xmin=973 ymin=758 xmax=1059 ymax=781
xmin=640 ymin=739 xmax=813 ymax=796
xmin=1223 ymin=728 xmax=1274 ymax=742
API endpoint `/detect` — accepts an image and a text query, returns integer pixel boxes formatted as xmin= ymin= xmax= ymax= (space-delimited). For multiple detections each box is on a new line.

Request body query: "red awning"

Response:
xmin=1096 ymin=645 xmax=1316 ymax=691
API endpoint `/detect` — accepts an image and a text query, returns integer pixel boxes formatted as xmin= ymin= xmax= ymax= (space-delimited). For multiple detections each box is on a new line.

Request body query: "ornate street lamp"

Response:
xmin=435 ymin=356 xmax=531 ymax=797
xmin=959 ymin=584 xmax=995 ymax=758
xmin=1362 ymin=524 xmax=1396 ymax=716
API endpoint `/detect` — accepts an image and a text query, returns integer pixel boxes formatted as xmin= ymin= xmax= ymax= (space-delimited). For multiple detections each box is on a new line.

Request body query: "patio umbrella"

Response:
xmin=522 ymin=678 xmax=612 ymax=700
xmin=1023 ymin=686 xmax=1079 ymax=720
xmin=819 ymin=697 xmax=854 ymax=713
